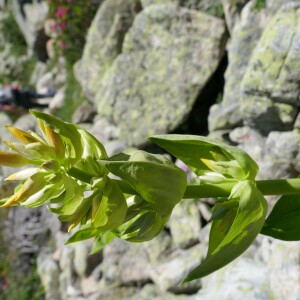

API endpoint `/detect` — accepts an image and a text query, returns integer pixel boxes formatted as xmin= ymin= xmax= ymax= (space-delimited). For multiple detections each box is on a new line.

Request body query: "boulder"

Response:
xmin=150 ymin=245 xmax=203 ymax=293
xmin=260 ymin=130 xmax=300 ymax=178
xmin=169 ymin=198 xmax=201 ymax=249
xmin=11 ymin=0 xmax=48 ymax=55
xmin=37 ymin=254 xmax=61 ymax=300
xmin=74 ymin=0 xmax=141 ymax=100
xmin=241 ymin=3 xmax=300 ymax=134
xmin=221 ymin=0 xmax=250 ymax=32
xmin=198 ymin=236 xmax=300 ymax=300
xmin=96 ymin=4 xmax=226 ymax=145
xmin=209 ymin=0 xmax=267 ymax=131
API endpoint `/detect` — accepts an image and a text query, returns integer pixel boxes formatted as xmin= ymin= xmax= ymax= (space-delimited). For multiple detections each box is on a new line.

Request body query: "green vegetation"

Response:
xmin=254 ymin=0 xmax=266 ymax=11
xmin=54 ymin=62 xmax=87 ymax=122
xmin=0 ymin=12 xmax=37 ymax=87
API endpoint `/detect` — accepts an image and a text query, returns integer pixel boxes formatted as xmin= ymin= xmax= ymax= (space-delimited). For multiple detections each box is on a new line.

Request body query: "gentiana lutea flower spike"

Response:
xmin=1 ymin=111 xmax=300 ymax=283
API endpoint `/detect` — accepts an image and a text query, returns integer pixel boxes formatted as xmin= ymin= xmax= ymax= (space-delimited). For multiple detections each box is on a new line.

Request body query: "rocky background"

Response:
xmin=0 ymin=0 xmax=300 ymax=299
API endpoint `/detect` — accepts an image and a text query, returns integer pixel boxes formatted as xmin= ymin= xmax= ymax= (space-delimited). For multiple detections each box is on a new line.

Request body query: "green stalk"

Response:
xmin=113 ymin=178 xmax=300 ymax=199
xmin=183 ymin=178 xmax=300 ymax=199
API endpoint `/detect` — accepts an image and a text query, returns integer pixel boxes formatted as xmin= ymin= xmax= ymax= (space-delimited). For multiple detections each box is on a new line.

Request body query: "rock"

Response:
xmin=4 ymin=206 xmax=56 ymax=273
xmin=59 ymin=245 xmax=75 ymax=288
xmin=74 ymin=0 xmax=141 ymax=100
xmin=141 ymin=0 xmax=172 ymax=7
xmin=209 ymin=0 xmax=267 ymax=131
xmin=30 ymin=62 xmax=48 ymax=88
xmin=144 ymin=230 xmax=172 ymax=264
xmin=169 ymin=199 xmax=201 ymax=249
xmin=48 ymin=88 xmax=65 ymax=112
xmin=241 ymin=95 xmax=297 ymax=135
xmin=264 ymin=239 xmax=300 ymax=300
xmin=37 ymin=254 xmax=61 ymax=300
xmin=125 ymin=284 xmax=197 ymax=300
xmin=198 ymin=255 xmax=272 ymax=299
xmin=72 ymin=102 xmax=96 ymax=124
xmin=14 ymin=112 xmax=39 ymax=132
xmin=74 ymin=242 xmax=89 ymax=278
xmin=89 ymin=116 xmax=120 ymax=143
xmin=96 ymin=4 xmax=226 ymax=146
xmin=11 ymin=0 xmax=49 ymax=54
xmin=35 ymin=70 xmax=55 ymax=94
xmin=104 ymin=140 xmax=127 ymax=156
xmin=100 ymin=239 xmax=152 ymax=286
xmin=229 ymin=126 xmax=265 ymax=176
xmin=261 ymin=130 xmax=300 ymax=178
xmin=221 ymin=0 xmax=250 ymax=33
xmin=241 ymin=3 xmax=300 ymax=133
xmin=150 ymin=245 xmax=203 ymax=293
xmin=81 ymin=276 xmax=99 ymax=297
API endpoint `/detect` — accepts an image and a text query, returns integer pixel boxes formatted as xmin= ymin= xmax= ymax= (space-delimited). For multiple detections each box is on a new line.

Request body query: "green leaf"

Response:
xmin=100 ymin=149 xmax=187 ymax=217
xmin=49 ymin=175 xmax=84 ymax=216
xmin=65 ymin=223 xmax=103 ymax=244
xmin=91 ymin=178 xmax=127 ymax=230
xmin=183 ymin=181 xmax=268 ymax=282
xmin=150 ymin=135 xmax=258 ymax=180
xmin=261 ymin=194 xmax=300 ymax=241
xmin=30 ymin=110 xmax=83 ymax=165
xmin=90 ymin=232 xmax=116 ymax=254
xmin=120 ymin=211 xmax=168 ymax=242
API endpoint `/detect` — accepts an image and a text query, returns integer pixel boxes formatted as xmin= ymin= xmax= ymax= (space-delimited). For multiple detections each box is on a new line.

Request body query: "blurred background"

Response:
xmin=0 ymin=0 xmax=299 ymax=299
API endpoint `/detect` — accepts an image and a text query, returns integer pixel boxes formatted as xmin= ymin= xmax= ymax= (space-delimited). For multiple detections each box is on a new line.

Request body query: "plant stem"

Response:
xmin=183 ymin=178 xmax=300 ymax=199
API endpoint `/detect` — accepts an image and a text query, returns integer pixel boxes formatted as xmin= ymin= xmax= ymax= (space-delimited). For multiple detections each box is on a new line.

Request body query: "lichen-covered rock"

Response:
xmin=141 ymin=0 xmax=172 ymax=7
xmin=11 ymin=0 xmax=48 ymax=53
xmin=100 ymin=239 xmax=152 ymax=287
xmin=221 ymin=0 xmax=250 ymax=32
xmin=241 ymin=3 xmax=300 ymax=133
xmin=169 ymin=199 xmax=201 ymax=249
xmin=198 ymin=235 xmax=300 ymax=300
xmin=243 ymin=3 xmax=300 ymax=103
xmin=37 ymin=254 xmax=61 ymax=300
xmin=149 ymin=245 xmax=203 ymax=293
xmin=74 ymin=0 xmax=141 ymax=100
xmin=241 ymin=95 xmax=297 ymax=135
xmin=209 ymin=0 xmax=267 ymax=131
xmin=260 ymin=130 xmax=300 ymax=178
xmin=96 ymin=4 xmax=226 ymax=146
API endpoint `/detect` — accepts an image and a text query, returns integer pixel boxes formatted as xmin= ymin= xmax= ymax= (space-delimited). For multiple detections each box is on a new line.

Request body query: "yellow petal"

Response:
xmin=5 ymin=126 xmax=39 ymax=144
xmin=5 ymin=168 xmax=38 ymax=181
xmin=45 ymin=125 xmax=65 ymax=159
xmin=0 ymin=152 xmax=32 ymax=167
xmin=0 ymin=173 xmax=46 ymax=208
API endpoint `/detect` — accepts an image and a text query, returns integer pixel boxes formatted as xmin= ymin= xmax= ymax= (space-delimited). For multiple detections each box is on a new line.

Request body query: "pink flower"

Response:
xmin=60 ymin=40 xmax=67 ymax=49
xmin=55 ymin=7 xmax=68 ymax=18
xmin=60 ymin=21 xmax=67 ymax=30
xmin=1 ymin=278 xmax=9 ymax=290
xmin=52 ymin=21 xmax=58 ymax=32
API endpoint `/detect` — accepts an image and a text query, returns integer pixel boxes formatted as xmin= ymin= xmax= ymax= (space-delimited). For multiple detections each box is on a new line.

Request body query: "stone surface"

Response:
xmin=11 ymin=0 xmax=48 ymax=53
xmin=260 ymin=130 xmax=300 ymax=178
xmin=221 ymin=0 xmax=250 ymax=32
xmin=74 ymin=0 xmax=141 ymax=100
xmin=198 ymin=236 xmax=300 ymax=300
xmin=150 ymin=245 xmax=203 ymax=293
xmin=209 ymin=0 xmax=267 ymax=131
xmin=72 ymin=102 xmax=96 ymax=124
xmin=96 ymin=4 xmax=226 ymax=145
xmin=37 ymin=254 xmax=61 ymax=300
xmin=169 ymin=199 xmax=201 ymax=249
xmin=100 ymin=239 xmax=152 ymax=286
xmin=241 ymin=3 xmax=300 ymax=133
